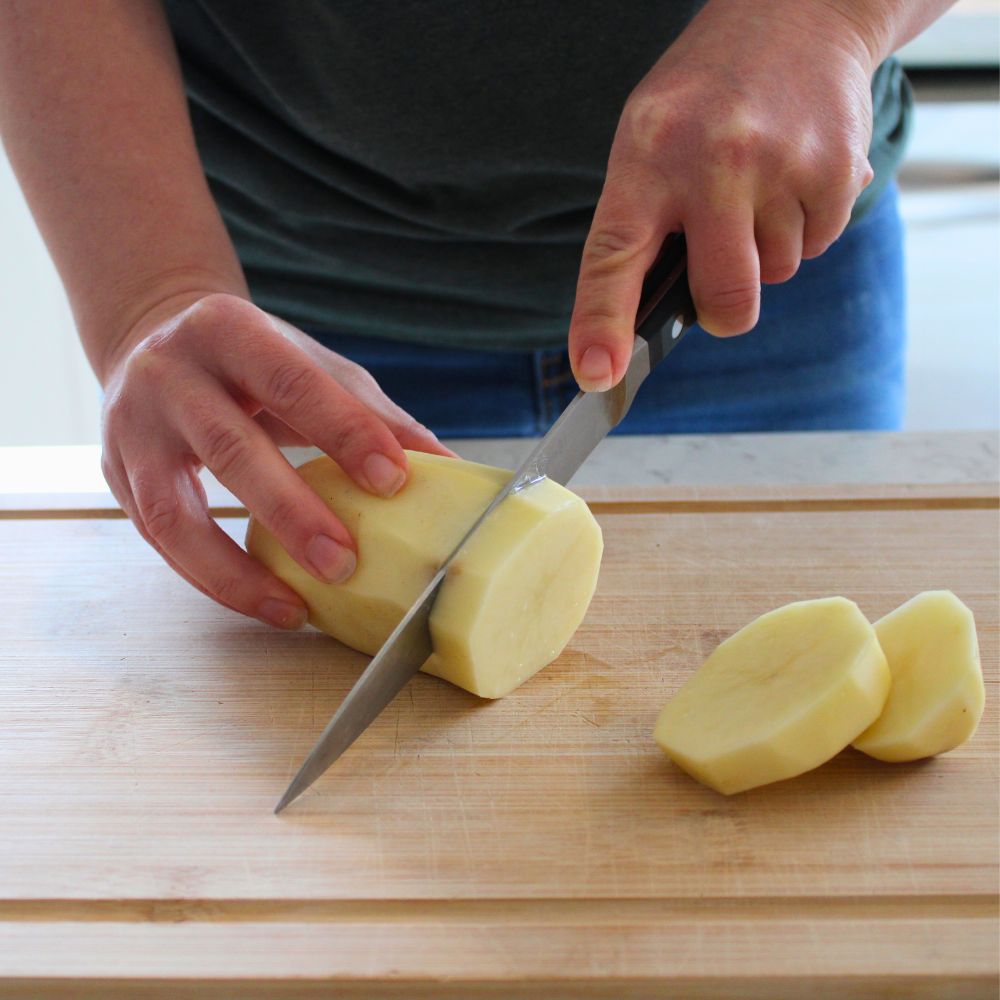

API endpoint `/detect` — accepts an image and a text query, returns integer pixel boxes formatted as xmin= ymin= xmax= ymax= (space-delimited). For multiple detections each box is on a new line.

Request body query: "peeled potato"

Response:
xmin=246 ymin=451 xmax=603 ymax=698
xmin=852 ymin=591 xmax=984 ymax=762
xmin=654 ymin=597 xmax=890 ymax=794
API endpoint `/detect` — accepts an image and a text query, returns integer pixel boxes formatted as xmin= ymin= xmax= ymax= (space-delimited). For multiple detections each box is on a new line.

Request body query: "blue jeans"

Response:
xmin=309 ymin=184 xmax=905 ymax=436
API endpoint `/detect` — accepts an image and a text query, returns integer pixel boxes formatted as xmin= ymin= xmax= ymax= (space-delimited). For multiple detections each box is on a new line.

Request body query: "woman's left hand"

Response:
xmin=568 ymin=0 xmax=881 ymax=391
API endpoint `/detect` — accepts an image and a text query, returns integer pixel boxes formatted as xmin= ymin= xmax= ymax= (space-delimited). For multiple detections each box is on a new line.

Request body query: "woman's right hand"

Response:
xmin=99 ymin=292 xmax=454 ymax=630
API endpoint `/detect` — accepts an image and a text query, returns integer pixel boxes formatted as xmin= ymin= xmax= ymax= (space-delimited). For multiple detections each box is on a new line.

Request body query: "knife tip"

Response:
xmin=273 ymin=787 xmax=298 ymax=815
xmin=274 ymin=763 xmax=317 ymax=814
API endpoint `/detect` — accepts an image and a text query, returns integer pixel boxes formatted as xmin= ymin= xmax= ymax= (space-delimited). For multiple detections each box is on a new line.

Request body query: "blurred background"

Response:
xmin=1 ymin=0 xmax=997 ymax=446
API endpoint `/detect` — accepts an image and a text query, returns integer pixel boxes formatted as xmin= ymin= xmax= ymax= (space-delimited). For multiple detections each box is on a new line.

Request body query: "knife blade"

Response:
xmin=275 ymin=233 xmax=695 ymax=813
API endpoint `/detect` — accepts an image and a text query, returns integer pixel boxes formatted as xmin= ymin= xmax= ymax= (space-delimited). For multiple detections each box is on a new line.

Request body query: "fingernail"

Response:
xmin=260 ymin=598 xmax=308 ymax=630
xmin=577 ymin=345 xmax=614 ymax=392
xmin=363 ymin=453 xmax=406 ymax=498
xmin=306 ymin=534 xmax=357 ymax=584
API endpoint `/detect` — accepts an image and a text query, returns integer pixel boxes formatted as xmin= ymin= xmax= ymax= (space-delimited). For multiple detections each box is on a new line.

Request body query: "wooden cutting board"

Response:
xmin=1 ymin=482 xmax=997 ymax=999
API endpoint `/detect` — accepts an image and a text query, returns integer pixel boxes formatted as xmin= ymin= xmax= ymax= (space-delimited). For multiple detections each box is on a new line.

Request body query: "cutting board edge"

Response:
xmin=1 ymin=480 xmax=997 ymax=519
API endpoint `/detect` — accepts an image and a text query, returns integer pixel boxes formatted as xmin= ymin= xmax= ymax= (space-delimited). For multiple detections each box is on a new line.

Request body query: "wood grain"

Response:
xmin=0 ymin=484 xmax=996 ymax=997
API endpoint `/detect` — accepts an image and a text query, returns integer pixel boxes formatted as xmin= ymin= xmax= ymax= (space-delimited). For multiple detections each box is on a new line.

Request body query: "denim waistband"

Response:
xmin=304 ymin=182 xmax=904 ymax=436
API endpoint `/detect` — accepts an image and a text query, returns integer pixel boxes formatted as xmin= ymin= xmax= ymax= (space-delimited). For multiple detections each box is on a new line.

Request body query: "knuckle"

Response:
xmin=208 ymin=572 xmax=246 ymax=611
xmin=824 ymin=146 xmax=869 ymax=194
xmin=760 ymin=259 xmax=800 ymax=285
xmin=100 ymin=384 xmax=130 ymax=430
xmin=181 ymin=292 xmax=251 ymax=335
xmin=756 ymin=191 xmax=795 ymax=222
xmin=201 ymin=420 xmax=252 ymax=479
xmin=803 ymin=233 xmax=836 ymax=259
xmin=327 ymin=408 xmax=379 ymax=457
xmin=708 ymin=118 xmax=767 ymax=173
xmin=828 ymin=156 xmax=856 ymax=188
xmin=265 ymin=494 xmax=307 ymax=540
xmin=574 ymin=300 xmax=621 ymax=328
xmin=583 ymin=224 xmax=651 ymax=272
xmin=100 ymin=452 xmax=118 ymax=490
xmin=334 ymin=358 xmax=382 ymax=399
xmin=621 ymin=91 xmax=681 ymax=153
xmin=700 ymin=283 xmax=760 ymax=323
xmin=391 ymin=411 xmax=424 ymax=439
xmin=805 ymin=207 xmax=851 ymax=256
xmin=707 ymin=283 xmax=760 ymax=311
xmin=340 ymin=357 xmax=377 ymax=389
xmin=265 ymin=362 xmax=321 ymax=414
xmin=136 ymin=490 xmax=184 ymax=545
xmin=847 ymin=156 xmax=874 ymax=193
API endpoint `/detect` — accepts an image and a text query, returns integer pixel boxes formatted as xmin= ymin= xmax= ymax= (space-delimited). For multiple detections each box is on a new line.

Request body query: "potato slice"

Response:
xmin=654 ymin=597 xmax=890 ymax=794
xmin=852 ymin=591 xmax=984 ymax=762
xmin=246 ymin=451 xmax=603 ymax=698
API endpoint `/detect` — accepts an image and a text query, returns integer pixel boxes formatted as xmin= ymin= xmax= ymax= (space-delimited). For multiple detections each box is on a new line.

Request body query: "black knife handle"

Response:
xmin=634 ymin=233 xmax=697 ymax=370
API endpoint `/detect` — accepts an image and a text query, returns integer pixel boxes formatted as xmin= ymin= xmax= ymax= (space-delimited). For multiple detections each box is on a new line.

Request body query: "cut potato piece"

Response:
xmin=852 ymin=591 xmax=984 ymax=762
xmin=654 ymin=597 xmax=890 ymax=794
xmin=246 ymin=451 xmax=603 ymax=698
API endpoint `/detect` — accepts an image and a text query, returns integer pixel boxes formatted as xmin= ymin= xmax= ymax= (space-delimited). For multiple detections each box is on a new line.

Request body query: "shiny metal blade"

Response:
xmin=274 ymin=569 xmax=441 ymax=813
xmin=512 ymin=336 xmax=661 ymax=489
xmin=272 ymin=346 xmax=657 ymax=813
xmin=274 ymin=235 xmax=693 ymax=812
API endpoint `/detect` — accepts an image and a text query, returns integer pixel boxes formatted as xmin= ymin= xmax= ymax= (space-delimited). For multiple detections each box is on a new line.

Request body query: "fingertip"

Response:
xmin=305 ymin=533 xmax=357 ymax=584
xmin=404 ymin=437 xmax=459 ymax=460
xmin=361 ymin=452 xmax=407 ymax=498
xmin=574 ymin=344 xmax=615 ymax=392
xmin=693 ymin=281 xmax=760 ymax=336
xmin=697 ymin=306 xmax=759 ymax=338
xmin=259 ymin=596 xmax=309 ymax=630
xmin=422 ymin=429 xmax=458 ymax=458
xmin=398 ymin=423 xmax=458 ymax=459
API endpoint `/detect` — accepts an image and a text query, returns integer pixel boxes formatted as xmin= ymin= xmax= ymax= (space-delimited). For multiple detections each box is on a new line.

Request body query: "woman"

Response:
xmin=0 ymin=1 xmax=951 ymax=629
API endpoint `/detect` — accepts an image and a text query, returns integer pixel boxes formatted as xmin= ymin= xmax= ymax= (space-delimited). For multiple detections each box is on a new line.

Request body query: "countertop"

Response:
xmin=1 ymin=431 xmax=997 ymax=502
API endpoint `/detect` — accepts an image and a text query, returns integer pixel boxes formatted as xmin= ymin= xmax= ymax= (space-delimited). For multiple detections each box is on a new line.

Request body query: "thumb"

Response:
xmin=568 ymin=167 xmax=675 ymax=391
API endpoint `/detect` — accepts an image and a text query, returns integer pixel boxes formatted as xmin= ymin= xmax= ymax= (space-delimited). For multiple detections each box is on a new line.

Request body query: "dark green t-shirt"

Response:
xmin=162 ymin=1 xmax=911 ymax=349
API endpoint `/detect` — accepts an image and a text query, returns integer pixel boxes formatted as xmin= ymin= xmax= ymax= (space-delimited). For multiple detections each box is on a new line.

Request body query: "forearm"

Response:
xmin=0 ymin=0 xmax=247 ymax=384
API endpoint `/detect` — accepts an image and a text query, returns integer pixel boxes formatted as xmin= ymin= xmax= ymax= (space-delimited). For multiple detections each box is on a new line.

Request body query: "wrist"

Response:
xmin=732 ymin=0 xmax=885 ymax=75
xmin=797 ymin=0 xmax=892 ymax=70
xmin=89 ymin=270 xmax=249 ymax=387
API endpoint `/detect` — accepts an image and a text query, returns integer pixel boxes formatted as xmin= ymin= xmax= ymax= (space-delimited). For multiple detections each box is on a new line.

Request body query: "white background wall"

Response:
xmin=1 ymin=150 xmax=102 ymax=445
xmin=899 ymin=101 xmax=998 ymax=432
xmin=1 ymin=7 xmax=997 ymax=446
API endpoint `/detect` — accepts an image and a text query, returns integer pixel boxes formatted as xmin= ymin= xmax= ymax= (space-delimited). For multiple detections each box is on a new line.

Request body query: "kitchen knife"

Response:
xmin=275 ymin=233 xmax=695 ymax=813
